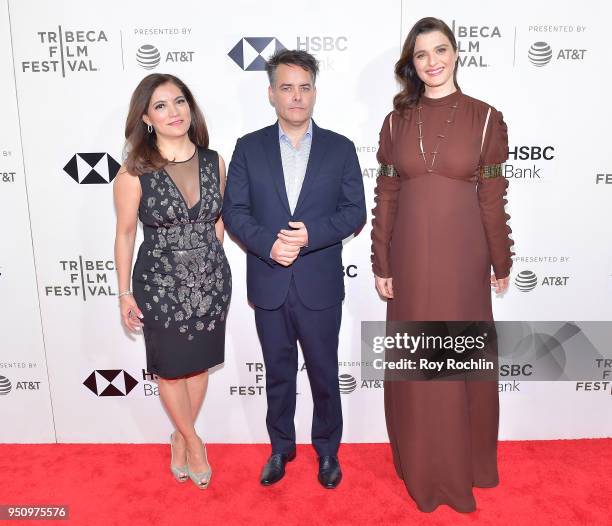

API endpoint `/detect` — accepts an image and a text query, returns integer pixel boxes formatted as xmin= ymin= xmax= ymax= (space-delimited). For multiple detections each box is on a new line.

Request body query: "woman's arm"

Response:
xmin=113 ymin=168 xmax=144 ymax=331
xmin=477 ymin=108 xmax=514 ymax=293
xmin=215 ymin=155 xmax=227 ymax=244
xmin=371 ymin=112 xmax=400 ymax=299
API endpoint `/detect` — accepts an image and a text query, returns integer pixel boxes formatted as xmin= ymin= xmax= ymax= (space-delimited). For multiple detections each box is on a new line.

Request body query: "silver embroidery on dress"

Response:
xmin=134 ymin=151 xmax=232 ymax=340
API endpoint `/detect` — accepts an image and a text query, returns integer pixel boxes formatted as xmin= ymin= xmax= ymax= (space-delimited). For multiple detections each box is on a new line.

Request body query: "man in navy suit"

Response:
xmin=222 ymin=49 xmax=366 ymax=488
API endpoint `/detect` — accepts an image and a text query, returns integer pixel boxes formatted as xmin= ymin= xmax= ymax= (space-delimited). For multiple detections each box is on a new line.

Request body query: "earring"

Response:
xmin=147 ymin=124 xmax=153 ymax=133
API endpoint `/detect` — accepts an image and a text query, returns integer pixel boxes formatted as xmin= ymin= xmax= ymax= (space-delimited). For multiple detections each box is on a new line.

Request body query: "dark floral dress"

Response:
xmin=132 ymin=147 xmax=231 ymax=378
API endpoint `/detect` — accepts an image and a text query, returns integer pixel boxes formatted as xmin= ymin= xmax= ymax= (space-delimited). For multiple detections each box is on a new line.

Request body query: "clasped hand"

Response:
xmin=271 ymin=221 xmax=308 ymax=266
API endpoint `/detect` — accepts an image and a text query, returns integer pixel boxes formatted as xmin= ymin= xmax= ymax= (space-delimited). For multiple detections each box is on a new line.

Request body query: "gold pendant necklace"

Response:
xmin=416 ymin=99 xmax=460 ymax=173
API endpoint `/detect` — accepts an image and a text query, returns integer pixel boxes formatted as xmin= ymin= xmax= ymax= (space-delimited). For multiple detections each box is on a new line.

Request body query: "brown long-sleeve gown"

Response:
xmin=371 ymin=89 xmax=513 ymax=513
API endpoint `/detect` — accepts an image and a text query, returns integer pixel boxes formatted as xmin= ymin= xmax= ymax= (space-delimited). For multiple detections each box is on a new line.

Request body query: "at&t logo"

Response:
xmin=339 ymin=373 xmax=357 ymax=394
xmin=0 ymin=375 xmax=11 ymax=395
xmin=136 ymin=45 xmax=160 ymax=69
xmin=528 ymin=42 xmax=553 ymax=66
xmin=0 ymin=375 xmax=41 ymax=394
xmin=135 ymin=44 xmax=194 ymax=70
xmin=515 ymin=270 xmax=538 ymax=292
xmin=515 ymin=270 xmax=569 ymax=292
xmin=528 ymin=41 xmax=587 ymax=67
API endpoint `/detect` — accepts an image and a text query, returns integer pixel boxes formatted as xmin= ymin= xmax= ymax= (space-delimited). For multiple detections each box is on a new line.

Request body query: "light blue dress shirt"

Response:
xmin=278 ymin=120 xmax=313 ymax=214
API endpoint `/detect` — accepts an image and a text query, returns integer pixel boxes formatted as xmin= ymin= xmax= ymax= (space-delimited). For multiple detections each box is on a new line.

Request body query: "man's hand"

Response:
xmin=271 ymin=239 xmax=300 ymax=266
xmin=278 ymin=221 xmax=309 ymax=248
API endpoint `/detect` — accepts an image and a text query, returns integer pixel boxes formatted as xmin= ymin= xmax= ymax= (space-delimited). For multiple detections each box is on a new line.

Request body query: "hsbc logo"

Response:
xmin=63 ymin=153 xmax=120 ymax=184
xmin=296 ymin=36 xmax=348 ymax=52
xmin=228 ymin=35 xmax=349 ymax=73
xmin=506 ymin=145 xmax=555 ymax=180
xmin=343 ymin=264 xmax=358 ymax=278
xmin=228 ymin=37 xmax=286 ymax=71
xmin=83 ymin=369 xmax=138 ymax=396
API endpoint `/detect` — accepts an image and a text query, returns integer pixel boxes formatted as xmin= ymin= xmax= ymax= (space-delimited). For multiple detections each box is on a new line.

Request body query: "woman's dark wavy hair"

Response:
xmin=123 ymin=73 xmax=208 ymax=175
xmin=393 ymin=17 xmax=459 ymax=113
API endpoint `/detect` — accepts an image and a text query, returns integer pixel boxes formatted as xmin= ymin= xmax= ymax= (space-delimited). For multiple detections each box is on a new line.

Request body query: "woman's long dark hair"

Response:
xmin=124 ymin=73 xmax=209 ymax=175
xmin=393 ymin=17 xmax=459 ymax=113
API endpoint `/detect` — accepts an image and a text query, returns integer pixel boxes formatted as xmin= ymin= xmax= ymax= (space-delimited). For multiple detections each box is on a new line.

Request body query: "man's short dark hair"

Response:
xmin=266 ymin=49 xmax=319 ymax=86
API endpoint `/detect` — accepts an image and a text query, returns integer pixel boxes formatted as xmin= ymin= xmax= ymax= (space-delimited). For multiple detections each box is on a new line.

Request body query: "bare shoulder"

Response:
xmin=114 ymin=165 xmax=139 ymax=183
xmin=113 ymin=165 xmax=141 ymax=195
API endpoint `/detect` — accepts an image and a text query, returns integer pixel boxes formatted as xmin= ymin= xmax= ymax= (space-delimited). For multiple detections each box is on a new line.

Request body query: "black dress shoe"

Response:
xmin=318 ymin=455 xmax=342 ymax=489
xmin=260 ymin=450 xmax=296 ymax=486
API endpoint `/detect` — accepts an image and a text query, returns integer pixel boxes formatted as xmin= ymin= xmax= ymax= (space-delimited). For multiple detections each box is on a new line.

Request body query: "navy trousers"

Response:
xmin=254 ymin=277 xmax=343 ymax=457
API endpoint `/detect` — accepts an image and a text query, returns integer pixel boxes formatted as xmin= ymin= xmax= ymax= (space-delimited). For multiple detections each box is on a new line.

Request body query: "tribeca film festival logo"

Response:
xmin=63 ymin=153 xmax=120 ymax=184
xmin=228 ymin=35 xmax=349 ymax=72
xmin=44 ymin=257 xmax=116 ymax=300
xmin=0 ymin=375 xmax=41 ymax=395
xmin=505 ymin=145 xmax=554 ymax=180
xmin=229 ymin=362 xmax=312 ymax=395
xmin=576 ymin=358 xmax=612 ymax=397
xmin=230 ymin=362 xmax=268 ymax=396
xmin=83 ymin=370 xmax=138 ymax=397
xmin=451 ymin=20 xmax=502 ymax=68
xmin=21 ymin=27 xmax=110 ymax=77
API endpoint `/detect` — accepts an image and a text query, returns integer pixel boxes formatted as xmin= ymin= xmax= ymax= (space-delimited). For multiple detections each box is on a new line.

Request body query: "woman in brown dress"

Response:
xmin=371 ymin=17 xmax=513 ymax=512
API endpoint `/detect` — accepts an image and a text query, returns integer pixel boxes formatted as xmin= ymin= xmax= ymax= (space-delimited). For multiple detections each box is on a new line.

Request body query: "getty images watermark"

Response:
xmin=361 ymin=321 xmax=612 ymax=383
xmin=371 ymin=329 xmax=493 ymax=373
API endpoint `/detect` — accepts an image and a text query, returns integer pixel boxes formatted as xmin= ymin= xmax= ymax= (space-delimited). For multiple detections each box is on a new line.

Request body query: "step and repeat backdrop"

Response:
xmin=1 ymin=0 xmax=610 ymax=443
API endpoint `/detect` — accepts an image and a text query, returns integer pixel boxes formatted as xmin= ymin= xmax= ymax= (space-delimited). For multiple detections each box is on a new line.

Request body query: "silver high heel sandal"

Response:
xmin=170 ymin=433 xmax=188 ymax=483
xmin=187 ymin=440 xmax=212 ymax=490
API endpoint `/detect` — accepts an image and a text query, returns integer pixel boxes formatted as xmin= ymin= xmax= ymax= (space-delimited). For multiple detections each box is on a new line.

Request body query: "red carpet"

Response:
xmin=1 ymin=440 xmax=610 ymax=525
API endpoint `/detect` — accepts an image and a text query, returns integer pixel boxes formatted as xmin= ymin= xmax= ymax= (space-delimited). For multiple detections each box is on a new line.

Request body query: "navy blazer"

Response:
xmin=222 ymin=121 xmax=366 ymax=310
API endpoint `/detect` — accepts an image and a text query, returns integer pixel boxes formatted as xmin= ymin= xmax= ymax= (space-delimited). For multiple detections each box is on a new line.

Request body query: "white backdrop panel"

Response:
xmin=0 ymin=0 xmax=55 ymax=443
xmin=3 ymin=0 xmax=610 ymax=443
